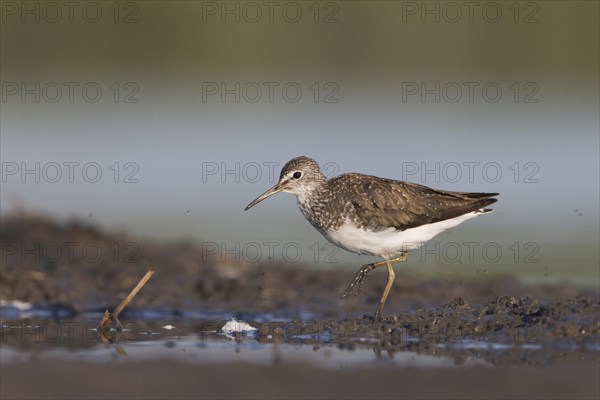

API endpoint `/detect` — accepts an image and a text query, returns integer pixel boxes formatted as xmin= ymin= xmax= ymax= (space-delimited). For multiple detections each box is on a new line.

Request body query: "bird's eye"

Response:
xmin=293 ymin=171 xmax=302 ymax=179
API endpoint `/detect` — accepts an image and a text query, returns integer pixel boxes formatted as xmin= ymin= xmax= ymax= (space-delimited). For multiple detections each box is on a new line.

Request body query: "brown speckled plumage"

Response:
xmin=278 ymin=156 xmax=498 ymax=236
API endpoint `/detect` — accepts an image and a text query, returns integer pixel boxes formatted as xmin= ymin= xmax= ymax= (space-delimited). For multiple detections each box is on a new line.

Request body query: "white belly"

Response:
xmin=324 ymin=212 xmax=483 ymax=257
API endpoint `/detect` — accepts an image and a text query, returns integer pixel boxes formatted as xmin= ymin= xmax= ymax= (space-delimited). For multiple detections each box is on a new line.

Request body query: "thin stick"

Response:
xmin=99 ymin=270 xmax=155 ymax=338
xmin=113 ymin=270 xmax=155 ymax=317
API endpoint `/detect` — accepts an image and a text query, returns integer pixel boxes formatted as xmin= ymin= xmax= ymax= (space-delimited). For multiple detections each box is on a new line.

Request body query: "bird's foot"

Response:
xmin=341 ymin=264 xmax=374 ymax=298
xmin=372 ymin=306 xmax=384 ymax=322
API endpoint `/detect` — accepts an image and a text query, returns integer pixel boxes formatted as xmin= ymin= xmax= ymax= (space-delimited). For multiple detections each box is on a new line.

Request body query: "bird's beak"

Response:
xmin=245 ymin=182 xmax=285 ymax=211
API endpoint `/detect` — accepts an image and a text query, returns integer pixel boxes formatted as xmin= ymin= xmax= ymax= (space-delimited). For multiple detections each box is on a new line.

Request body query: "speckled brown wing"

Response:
xmin=330 ymin=174 xmax=498 ymax=231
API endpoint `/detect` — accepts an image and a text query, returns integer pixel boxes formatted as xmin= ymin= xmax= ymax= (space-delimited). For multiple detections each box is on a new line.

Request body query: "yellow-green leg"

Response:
xmin=373 ymin=257 xmax=395 ymax=320
xmin=341 ymin=253 xmax=407 ymax=298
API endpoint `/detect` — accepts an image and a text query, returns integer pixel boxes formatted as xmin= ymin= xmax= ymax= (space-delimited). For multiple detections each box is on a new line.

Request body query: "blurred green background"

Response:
xmin=1 ymin=1 xmax=598 ymax=285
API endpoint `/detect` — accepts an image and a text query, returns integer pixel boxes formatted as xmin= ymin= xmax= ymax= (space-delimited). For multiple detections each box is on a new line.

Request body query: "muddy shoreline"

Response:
xmin=1 ymin=214 xmax=599 ymax=399
xmin=1 ymin=214 xmax=598 ymax=346
xmin=1 ymin=214 xmax=595 ymax=310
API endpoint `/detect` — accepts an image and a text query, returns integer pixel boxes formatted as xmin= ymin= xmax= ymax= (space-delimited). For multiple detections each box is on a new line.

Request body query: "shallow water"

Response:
xmin=1 ymin=328 xmax=485 ymax=369
xmin=2 ymin=299 xmax=599 ymax=400
xmin=1 ymin=312 xmax=597 ymax=369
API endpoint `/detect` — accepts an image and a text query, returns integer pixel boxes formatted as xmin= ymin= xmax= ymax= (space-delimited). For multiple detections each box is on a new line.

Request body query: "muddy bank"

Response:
xmin=1 ymin=293 xmax=598 ymax=366
xmin=1 ymin=214 xmax=599 ymax=400
xmin=1 ymin=213 xmax=599 ymax=349
xmin=0 ymin=213 xmax=593 ymax=316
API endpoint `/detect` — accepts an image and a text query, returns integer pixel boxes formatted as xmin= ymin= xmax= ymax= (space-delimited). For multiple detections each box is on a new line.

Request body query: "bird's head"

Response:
xmin=245 ymin=156 xmax=326 ymax=210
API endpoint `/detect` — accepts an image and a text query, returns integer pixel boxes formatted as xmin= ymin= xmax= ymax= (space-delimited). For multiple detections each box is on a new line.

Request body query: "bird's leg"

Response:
xmin=341 ymin=260 xmax=385 ymax=298
xmin=373 ymin=257 xmax=396 ymax=320
xmin=341 ymin=253 xmax=407 ymax=298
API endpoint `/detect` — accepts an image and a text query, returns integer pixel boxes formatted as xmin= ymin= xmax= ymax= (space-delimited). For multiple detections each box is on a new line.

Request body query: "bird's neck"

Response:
xmin=296 ymin=180 xmax=329 ymax=226
xmin=297 ymin=179 xmax=327 ymax=206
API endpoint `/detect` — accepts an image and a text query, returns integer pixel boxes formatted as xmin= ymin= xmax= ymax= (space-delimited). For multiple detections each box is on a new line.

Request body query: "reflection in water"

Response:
xmin=1 ymin=318 xmax=596 ymax=368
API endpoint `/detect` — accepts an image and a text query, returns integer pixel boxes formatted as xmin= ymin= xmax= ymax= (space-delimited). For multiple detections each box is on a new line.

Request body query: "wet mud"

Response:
xmin=1 ymin=213 xmax=595 ymax=316
xmin=1 ymin=213 xmax=599 ymax=399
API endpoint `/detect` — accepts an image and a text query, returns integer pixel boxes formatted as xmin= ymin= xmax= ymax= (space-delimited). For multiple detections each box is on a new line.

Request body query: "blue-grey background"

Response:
xmin=1 ymin=1 xmax=598 ymax=284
